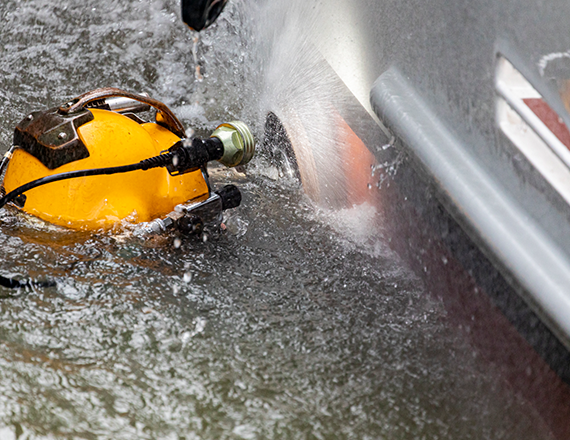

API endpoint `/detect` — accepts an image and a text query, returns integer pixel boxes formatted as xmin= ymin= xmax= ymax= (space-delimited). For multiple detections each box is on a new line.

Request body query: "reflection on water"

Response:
xmin=0 ymin=0 xmax=554 ymax=438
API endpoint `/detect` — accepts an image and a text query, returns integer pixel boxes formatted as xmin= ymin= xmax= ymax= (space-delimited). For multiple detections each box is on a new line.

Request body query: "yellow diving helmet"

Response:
xmin=0 ymin=87 xmax=255 ymax=233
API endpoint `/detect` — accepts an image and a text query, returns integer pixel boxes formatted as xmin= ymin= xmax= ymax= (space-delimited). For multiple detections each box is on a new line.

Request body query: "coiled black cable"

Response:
xmin=0 ymin=151 xmax=176 ymax=210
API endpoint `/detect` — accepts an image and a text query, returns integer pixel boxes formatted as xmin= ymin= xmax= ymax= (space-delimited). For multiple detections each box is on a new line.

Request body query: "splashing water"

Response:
xmin=0 ymin=0 xmax=554 ymax=439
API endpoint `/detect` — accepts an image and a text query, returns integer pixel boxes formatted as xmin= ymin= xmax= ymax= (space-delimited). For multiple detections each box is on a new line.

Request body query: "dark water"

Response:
xmin=0 ymin=1 xmax=554 ymax=438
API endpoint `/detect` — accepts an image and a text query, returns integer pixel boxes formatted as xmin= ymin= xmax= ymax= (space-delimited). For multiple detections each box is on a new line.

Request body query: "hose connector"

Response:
xmin=210 ymin=121 xmax=255 ymax=168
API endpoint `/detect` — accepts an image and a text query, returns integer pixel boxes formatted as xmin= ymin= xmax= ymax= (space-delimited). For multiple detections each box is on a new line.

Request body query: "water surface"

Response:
xmin=0 ymin=1 xmax=553 ymax=438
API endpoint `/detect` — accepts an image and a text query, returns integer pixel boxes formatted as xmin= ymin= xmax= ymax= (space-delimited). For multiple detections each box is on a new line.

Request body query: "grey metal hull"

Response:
xmin=271 ymin=0 xmax=570 ymax=357
xmin=260 ymin=0 xmax=570 ymax=435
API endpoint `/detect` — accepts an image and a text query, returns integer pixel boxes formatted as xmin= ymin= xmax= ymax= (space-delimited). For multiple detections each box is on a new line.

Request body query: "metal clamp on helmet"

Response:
xmin=181 ymin=0 xmax=228 ymax=31
xmin=141 ymin=184 xmax=242 ymax=237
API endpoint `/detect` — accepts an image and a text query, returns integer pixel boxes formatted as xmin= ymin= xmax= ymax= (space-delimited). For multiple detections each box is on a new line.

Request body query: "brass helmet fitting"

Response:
xmin=210 ymin=121 xmax=256 ymax=168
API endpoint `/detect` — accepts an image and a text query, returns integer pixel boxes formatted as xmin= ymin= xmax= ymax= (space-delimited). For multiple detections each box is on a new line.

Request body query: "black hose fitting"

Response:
xmin=215 ymin=184 xmax=242 ymax=210
xmin=181 ymin=0 xmax=228 ymax=31
xmin=166 ymin=137 xmax=224 ymax=175
xmin=138 ymin=152 xmax=176 ymax=170
xmin=178 ymin=214 xmax=204 ymax=236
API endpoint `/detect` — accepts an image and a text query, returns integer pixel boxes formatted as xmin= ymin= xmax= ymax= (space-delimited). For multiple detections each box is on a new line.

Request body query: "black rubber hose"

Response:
xmin=0 ymin=275 xmax=27 ymax=289
xmin=0 ymin=274 xmax=56 ymax=290
xmin=0 ymin=152 xmax=176 ymax=210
